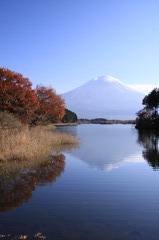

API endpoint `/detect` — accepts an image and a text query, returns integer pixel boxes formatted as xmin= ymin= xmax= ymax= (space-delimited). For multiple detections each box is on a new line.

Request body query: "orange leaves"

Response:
xmin=0 ymin=68 xmax=66 ymax=125
xmin=0 ymin=233 xmax=47 ymax=239
xmin=34 ymin=233 xmax=46 ymax=239
xmin=0 ymin=68 xmax=38 ymax=124
xmin=18 ymin=235 xmax=28 ymax=239
xmin=35 ymin=85 xmax=65 ymax=124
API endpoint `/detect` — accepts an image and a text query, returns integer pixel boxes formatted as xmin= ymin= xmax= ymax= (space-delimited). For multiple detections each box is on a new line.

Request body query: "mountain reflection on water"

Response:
xmin=1 ymin=125 xmax=159 ymax=240
xmin=61 ymin=124 xmax=144 ymax=170
xmin=137 ymin=130 xmax=159 ymax=170
xmin=57 ymin=125 xmax=159 ymax=172
xmin=0 ymin=154 xmax=65 ymax=212
xmin=4 ymin=125 xmax=158 ymax=212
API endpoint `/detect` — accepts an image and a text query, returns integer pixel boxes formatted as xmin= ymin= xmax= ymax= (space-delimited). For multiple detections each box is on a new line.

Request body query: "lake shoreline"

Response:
xmin=0 ymin=124 xmax=78 ymax=162
xmin=77 ymin=118 xmax=136 ymax=125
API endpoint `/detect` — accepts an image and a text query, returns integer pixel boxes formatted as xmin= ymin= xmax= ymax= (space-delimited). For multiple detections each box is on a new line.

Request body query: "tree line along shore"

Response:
xmin=0 ymin=68 xmax=78 ymax=163
xmin=0 ymin=67 xmax=158 ymax=163
xmin=78 ymin=88 xmax=159 ymax=129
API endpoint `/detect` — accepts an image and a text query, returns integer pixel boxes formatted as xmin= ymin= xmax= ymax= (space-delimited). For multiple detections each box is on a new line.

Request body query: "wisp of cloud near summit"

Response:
xmin=127 ymin=84 xmax=159 ymax=94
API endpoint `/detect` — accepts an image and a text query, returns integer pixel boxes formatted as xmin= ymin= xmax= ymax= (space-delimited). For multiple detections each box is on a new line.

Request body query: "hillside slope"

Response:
xmin=62 ymin=76 xmax=143 ymax=119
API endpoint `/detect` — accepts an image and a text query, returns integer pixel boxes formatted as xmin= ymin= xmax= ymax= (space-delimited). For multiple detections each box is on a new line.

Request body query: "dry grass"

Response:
xmin=33 ymin=123 xmax=56 ymax=131
xmin=0 ymin=126 xmax=78 ymax=162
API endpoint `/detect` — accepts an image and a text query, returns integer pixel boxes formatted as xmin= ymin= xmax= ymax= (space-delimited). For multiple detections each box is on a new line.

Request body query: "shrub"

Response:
xmin=62 ymin=109 xmax=77 ymax=123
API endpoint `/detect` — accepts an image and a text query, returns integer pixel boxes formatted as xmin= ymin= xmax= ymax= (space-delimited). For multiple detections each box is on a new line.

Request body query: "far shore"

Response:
xmin=53 ymin=119 xmax=136 ymax=127
xmin=77 ymin=118 xmax=136 ymax=125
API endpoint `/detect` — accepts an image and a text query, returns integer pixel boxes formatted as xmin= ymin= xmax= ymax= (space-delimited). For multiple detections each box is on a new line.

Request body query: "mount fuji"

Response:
xmin=62 ymin=76 xmax=143 ymax=120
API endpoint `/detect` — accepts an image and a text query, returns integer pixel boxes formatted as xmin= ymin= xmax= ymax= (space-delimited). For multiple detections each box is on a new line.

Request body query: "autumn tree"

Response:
xmin=0 ymin=68 xmax=38 ymax=124
xmin=33 ymin=85 xmax=65 ymax=125
xmin=0 ymin=68 xmax=66 ymax=126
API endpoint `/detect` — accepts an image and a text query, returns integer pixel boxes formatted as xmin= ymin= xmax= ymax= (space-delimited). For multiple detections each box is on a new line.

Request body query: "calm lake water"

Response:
xmin=1 ymin=124 xmax=159 ymax=240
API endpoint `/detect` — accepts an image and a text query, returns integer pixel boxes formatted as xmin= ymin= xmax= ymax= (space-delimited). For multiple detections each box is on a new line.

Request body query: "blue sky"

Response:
xmin=0 ymin=0 xmax=159 ymax=94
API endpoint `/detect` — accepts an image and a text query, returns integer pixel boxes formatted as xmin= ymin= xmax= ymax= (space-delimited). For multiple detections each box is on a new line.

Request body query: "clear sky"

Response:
xmin=1 ymin=0 xmax=159 ymax=94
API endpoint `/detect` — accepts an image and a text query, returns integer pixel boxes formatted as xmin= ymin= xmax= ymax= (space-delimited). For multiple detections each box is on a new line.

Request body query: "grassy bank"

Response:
xmin=0 ymin=125 xmax=78 ymax=162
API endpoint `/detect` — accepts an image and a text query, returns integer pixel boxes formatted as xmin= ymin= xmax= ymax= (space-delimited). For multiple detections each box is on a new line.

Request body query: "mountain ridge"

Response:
xmin=62 ymin=76 xmax=143 ymax=120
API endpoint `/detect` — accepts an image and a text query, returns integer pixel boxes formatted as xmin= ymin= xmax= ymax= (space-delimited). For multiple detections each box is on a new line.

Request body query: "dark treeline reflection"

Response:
xmin=0 ymin=154 xmax=65 ymax=212
xmin=138 ymin=130 xmax=159 ymax=170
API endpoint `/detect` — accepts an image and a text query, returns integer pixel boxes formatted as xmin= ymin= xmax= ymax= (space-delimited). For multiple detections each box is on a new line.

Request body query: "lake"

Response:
xmin=1 ymin=124 xmax=159 ymax=240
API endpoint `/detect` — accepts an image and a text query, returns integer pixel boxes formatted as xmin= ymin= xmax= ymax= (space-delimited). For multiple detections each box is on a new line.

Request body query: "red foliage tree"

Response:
xmin=34 ymin=85 xmax=65 ymax=124
xmin=0 ymin=68 xmax=38 ymax=124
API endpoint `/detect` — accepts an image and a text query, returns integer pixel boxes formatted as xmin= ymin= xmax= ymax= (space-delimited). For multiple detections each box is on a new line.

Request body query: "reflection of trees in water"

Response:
xmin=137 ymin=130 xmax=159 ymax=170
xmin=0 ymin=154 xmax=65 ymax=212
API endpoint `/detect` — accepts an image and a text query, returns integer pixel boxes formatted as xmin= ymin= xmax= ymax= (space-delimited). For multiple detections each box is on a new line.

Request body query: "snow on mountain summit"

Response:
xmin=62 ymin=76 xmax=143 ymax=120
xmin=93 ymin=75 xmax=121 ymax=83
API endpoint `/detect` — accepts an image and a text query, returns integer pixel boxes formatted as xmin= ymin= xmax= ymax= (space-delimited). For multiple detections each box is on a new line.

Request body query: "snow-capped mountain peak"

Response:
xmin=92 ymin=75 xmax=121 ymax=83
xmin=62 ymin=76 xmax=143 ymax=120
